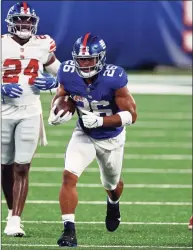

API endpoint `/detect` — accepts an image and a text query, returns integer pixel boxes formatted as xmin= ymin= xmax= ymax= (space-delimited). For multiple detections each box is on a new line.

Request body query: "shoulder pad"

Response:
xmin=35 ymin=34 xmax=56 ymax=53
xmin=103 ymin=64 xmax=128 ymax=90
xmin=57 ymin=60 xmax=76 ymax=86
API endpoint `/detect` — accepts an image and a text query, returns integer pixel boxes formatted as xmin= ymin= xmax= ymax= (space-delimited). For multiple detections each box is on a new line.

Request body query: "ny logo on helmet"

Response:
xmin=79 ymin=45 xmax=90 ymax=56
xmin=20 ymin=7 xmax=31 ymax=14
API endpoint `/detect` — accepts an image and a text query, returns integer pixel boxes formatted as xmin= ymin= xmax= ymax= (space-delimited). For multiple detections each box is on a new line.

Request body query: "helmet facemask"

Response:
xmin=6 ymin=15 xmax=39 ymax=39
xmin=72 ymin=51 xmax=106 ymax=78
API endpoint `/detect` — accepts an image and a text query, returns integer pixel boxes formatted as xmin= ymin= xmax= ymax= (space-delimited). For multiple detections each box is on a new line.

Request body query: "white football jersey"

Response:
xmin=1 ymin=34 xmax=56 ymax=116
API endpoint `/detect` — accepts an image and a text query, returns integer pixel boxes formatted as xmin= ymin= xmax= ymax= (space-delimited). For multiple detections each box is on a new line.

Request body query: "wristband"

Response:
xmin=117 ymin=111 xmax=132 ymax=126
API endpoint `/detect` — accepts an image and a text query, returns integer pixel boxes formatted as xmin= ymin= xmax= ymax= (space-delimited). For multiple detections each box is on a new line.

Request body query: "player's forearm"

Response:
xmin=102 ymin=114 xmax=122 ymax=127
xmin=102 ymin=109 xmax=137 ymax=127
xmin=50 ymin=85 xmax=69 ymax=108
xmin=51 ymin=95 xmax=58 ymax=108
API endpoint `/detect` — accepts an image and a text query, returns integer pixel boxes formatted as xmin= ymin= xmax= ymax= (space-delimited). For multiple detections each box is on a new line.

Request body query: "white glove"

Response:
xmin=48 ymin=105 xmax=72 ymax=125
xmin=82 ymin=110 xmax=103 ymax=128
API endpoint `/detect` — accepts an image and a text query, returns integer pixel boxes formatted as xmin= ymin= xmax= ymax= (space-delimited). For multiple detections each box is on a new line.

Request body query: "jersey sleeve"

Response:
xmin=57 ymin=62 xmax=65 ymax=86
xmin=49 ymin=37 xmax=56 ymax=53
xmin=45 ymin=35 xmax=56 ymax=53
xmin=38 ymin=35 xmax=57 ymax=65
xmin=112 ymin=66 xmax=128 ymax=91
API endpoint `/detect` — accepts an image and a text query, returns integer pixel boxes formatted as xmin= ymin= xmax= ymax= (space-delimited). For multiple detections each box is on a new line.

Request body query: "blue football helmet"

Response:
xmin=5 ymin=2 xmax=39 ymax=39
xmin=72 ymin=33 xmax=106 ymax=78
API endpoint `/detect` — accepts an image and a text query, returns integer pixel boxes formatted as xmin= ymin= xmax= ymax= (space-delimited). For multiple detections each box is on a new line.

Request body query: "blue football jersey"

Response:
xmin=57 ymin=60 xmax=128 ymax=139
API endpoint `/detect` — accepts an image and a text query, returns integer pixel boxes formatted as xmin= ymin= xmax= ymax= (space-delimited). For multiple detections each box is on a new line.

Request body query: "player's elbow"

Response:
xmin=129 ymin=102 xmax=137 ymax=124
xmin=132 ymin=111 xmax=137 ymax=124
xmin=131 ymin=104 xmax=137 ymax=124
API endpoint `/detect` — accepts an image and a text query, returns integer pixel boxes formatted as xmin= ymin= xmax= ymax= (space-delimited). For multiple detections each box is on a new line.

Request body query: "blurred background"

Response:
xmin=1 ymin=1 xmax=192 ymax=249
xmin=1 ymin=1 xmax=192 ymax=70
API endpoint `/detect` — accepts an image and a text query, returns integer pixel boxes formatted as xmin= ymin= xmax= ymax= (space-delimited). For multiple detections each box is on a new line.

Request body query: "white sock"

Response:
xmin=8 ymin=209 xmax=12 ymax=217
xmin=6 ymin=209 xmax=12 ymax=220
xmin=62 ymin=214 xmax=75 ymax=224
xmin=108 ymin=197 xmax=120 ymax=204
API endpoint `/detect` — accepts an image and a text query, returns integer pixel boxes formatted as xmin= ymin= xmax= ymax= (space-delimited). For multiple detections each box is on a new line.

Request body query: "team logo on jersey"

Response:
xmin=79 ymin=45 xmax=89 ymax=56
xmin=73 ymin=95 xmax=84 ymax=102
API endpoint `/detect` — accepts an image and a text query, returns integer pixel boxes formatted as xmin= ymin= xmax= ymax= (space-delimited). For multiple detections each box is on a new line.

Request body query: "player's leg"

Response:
xmin=96 ymin=143 xmax=124 ymax=232
xmin=188 ymin=216 xmax=193 ymax=230
xmin=1 ymin=118 xmax=16 ymax=233
xmin=6 ymin=115 xmax=40 ymax=237
xmin=57 ymin=127 xmax=96 ymax=247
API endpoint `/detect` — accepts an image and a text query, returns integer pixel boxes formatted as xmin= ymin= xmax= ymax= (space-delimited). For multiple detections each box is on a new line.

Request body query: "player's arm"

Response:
xmin=102 ymin=86 xmax=137 ymax=127
xmin=82 ymin=86 xmax=137 ymax=128
xmin=48 ymin=83 xmax=72 ymax=126
xmin=50 ymin=83 xmax=69 ymax=108
xmin=34 ymin=52 xmax=60 ymax=90
xmin=43 ymin=36 xmax=61 ymax=76
xmin=34 ymin=36 xmax=61 ymax=90
xmin=44 ymin=52 xmax=61 ymax=77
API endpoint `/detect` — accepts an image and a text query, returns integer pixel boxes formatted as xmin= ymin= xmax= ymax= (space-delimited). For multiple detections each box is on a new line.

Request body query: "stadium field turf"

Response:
xmin=2 ymin=93 xmax=192 ymax=250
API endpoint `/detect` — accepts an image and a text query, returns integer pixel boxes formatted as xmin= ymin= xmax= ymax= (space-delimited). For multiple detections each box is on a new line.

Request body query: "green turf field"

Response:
xmin=2 ymin=93 xmax=192 ymax=250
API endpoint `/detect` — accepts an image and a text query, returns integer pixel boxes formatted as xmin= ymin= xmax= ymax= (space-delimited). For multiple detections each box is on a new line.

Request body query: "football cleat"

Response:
xmin=4 ymin=216 xmax=25 ymax=237
xmin=57 ymin=229 xmax=77 ymax=247
xmin=188 ymin=216 xmax=193 ymax=230
xmin=105 ymin=199 xmax=121 ymax=232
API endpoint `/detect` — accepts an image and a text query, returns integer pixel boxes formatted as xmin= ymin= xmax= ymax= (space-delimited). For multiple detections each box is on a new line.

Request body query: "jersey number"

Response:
xmin=63 ymin=60 xmax=75 ymax=73
xmin=3 ymin=59 xmax=39 ymax=85
xmin=103 ymin=65 xmax=117 ymax=77
xmin=77 ymin=98 xmax=113 ymax=117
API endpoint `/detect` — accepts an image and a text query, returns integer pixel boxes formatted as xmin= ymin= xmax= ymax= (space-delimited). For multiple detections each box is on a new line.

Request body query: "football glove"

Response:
xmin=1 ymin=83 xmax=23 ymax=98
xmin=34 ymin=73 xmax=58 ymax=90
xmin=82 ymin=110 xmax=103 ymax=128
xmin=48 ymin=105 xmax=72 ymax=125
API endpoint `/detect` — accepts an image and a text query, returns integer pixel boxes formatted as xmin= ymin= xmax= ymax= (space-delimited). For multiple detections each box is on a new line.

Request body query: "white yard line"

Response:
xmin=46 ymin=122 xmax=191 ymax=129
xmin=47 ymin=140 xmax=192 ymax=148
xmin=1 ymin=220 xmax=189 ymax=225
xmin=132 ymin=113 xmax=192 ymax=120
xmin=133 ymin=121 xmax=191 ymax=129
xmin=34 ymin=153 xmax=192 ymax=160
xmin=128 ymin=84 xmax=192 ymax=95
xmin=29 ymin=183 xmax=192 ymax=189
xmin=2 ymin=200 xmax=191 ymax=205
xmin=47 ymin=130 xmax=192 ymax=137
xmin=30 ymin=167 xmax=192 ymax=174
xmin=43 ymin=112 xmax=192 ymax=120
xmin=2 ymin=220 xmax=188 ymax=226
xmin=1 ymin=244 xmax=192 ymax=249
xmin=124 ymin=154 xmax=192 ymax=160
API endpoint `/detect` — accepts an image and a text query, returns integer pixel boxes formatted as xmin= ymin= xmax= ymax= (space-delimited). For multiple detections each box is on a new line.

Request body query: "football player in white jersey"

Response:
xmin=1 ymin=1 xmax=60 ymax=237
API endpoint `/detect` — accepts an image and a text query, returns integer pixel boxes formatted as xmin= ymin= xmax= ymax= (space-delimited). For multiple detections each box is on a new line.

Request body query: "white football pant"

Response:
xmin=65 ymin=124 xmax=125 ymax=190
xmin=1 ymin=115 xmax=40 ymax=164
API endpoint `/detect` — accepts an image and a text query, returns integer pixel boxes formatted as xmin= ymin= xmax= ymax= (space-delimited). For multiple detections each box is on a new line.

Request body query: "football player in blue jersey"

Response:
xmin=48 ymin=32 xmax=137 ymax=247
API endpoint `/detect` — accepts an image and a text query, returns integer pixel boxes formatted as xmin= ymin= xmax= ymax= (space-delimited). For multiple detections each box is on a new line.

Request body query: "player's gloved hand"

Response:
xmin=48 ymin=105 xmax=72 ymax=125
xmin=82 ymin=110 xmax=103 ymax=128
xmin=1 ymin=83 xmax=23 ymax=98
xmin=34 ymin=73 xmax=58 ymax=90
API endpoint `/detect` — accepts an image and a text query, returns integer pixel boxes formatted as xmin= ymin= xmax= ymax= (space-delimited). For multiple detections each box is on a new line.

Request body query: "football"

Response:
xmin=53 ymin=96 xmax=76 ymax=117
